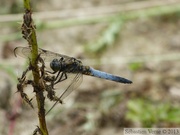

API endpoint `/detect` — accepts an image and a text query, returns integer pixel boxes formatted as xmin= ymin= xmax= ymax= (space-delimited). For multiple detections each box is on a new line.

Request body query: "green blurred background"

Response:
xmin=0 ymin=0 xmax=180 ymax=135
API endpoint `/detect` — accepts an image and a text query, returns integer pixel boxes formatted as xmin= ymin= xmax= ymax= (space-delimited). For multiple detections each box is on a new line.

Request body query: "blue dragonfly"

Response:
xmin=14 ymin=46 xmax=132 ymax=113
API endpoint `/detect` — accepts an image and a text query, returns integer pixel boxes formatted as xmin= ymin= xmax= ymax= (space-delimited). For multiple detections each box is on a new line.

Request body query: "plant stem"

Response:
xmin=23 ymin=0 xmax=48 ymax=134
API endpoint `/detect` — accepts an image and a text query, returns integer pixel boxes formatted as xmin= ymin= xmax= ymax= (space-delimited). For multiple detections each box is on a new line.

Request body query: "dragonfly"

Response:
xmin=14 ymin=46 xmax=132 ymax=113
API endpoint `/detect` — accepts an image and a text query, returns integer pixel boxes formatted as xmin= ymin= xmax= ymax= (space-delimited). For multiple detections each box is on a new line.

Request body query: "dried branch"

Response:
xmin=22 ymin=0 xmax=48 ymax=134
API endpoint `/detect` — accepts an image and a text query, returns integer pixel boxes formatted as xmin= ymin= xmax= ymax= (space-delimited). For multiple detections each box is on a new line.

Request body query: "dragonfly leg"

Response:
xmin=46 ymin=70 xmax=57 ymax=74
xmin=33 ymin=126 xmax=43 ymax=135
xmin=54 ymin=72 xmax=67 ymax=85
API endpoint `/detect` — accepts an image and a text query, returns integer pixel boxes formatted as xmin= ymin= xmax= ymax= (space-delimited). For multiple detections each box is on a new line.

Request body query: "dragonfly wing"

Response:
xmin=45 ymin=73 xmax=83 ymax=115
xmin=14 ymin=46 xmax=73 ymax=62
xmin=37 ymin=48 xmax=71 ymax=62
xmin=89 ymin=67 xmax=132 ymax=84
xmin=59 ymin=73 xmax=83 ymax=100
xmin=14 ymin=47 xmax=31 ymax=59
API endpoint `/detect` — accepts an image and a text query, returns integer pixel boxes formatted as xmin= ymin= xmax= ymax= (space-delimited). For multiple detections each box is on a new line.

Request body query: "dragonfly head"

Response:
xmin=50 ymin=59 xmax=62 ymax=72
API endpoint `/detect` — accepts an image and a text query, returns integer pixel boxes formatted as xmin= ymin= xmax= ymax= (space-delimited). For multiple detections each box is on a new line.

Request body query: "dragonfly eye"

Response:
xmin=50 ymin=59 xmax=61 ymax=72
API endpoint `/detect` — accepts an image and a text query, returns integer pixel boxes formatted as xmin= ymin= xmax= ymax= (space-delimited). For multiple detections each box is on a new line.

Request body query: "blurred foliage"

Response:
xmin=128 ymin=62 xmax=144 ymax=71
xmin=0 ymin=0 xmax=23 ymax=14
xmin=126 ymin=98 xmax=180 ymax=127
xmin=85 ymin=20 xmax=123 ymax=55
xmin=1 ymin=4 xmax=180 ymax=43
xmin=9 ymin=1 xmax=23 ymax=14
xmin=0 ymin=63 xmax=17 ymax=82
xmin=82 ymin=112 xmax=97 ymax=132
xmin=99 ymin=89 xmax=123 ymax=114
xmin=154 ymin=11 xmax=180 ymax=22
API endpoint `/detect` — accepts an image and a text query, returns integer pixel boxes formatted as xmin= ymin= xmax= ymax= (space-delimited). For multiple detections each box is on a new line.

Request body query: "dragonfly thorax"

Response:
xmin=50 ymin=58 xmax=82 ymax=73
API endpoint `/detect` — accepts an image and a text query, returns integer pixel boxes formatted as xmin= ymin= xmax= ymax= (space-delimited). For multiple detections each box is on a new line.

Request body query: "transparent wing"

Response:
xmin=14 ymin=46 xmax=32 ymax=59
xmin=14 ymin=46 xmax=73 ymax=62
xmin=59 ymin=73 xmax=83 ymax=100
xmin=46 ymin=73 xmax=83 ymax=115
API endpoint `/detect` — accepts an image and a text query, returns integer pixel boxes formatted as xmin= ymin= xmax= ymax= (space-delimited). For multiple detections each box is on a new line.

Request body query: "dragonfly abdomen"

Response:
xmin=87 ymin=67 xmax=132 ymax=84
